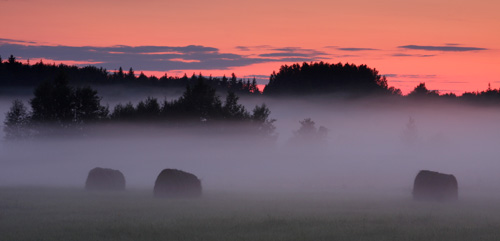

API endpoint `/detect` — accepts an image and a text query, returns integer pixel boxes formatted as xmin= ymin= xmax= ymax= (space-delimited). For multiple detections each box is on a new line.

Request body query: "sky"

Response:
xmin=0 ymin=0 xmax=499 ymax=94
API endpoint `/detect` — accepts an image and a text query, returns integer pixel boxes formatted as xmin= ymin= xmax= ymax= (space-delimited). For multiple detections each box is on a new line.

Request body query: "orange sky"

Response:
xmin=1 ymin=0 xmax=499 ymax=94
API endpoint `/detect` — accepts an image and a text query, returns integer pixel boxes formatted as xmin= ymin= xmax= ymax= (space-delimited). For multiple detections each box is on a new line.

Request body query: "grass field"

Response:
xmin=1 ymin=187 xmax=500 ymax=241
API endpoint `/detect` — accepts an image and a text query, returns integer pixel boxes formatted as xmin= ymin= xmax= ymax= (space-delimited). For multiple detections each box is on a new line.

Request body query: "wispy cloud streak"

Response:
xmin=337 ymin=47 xmax=378 ymax=51
xmin=399 ymin=45 xmax=487 ymax=52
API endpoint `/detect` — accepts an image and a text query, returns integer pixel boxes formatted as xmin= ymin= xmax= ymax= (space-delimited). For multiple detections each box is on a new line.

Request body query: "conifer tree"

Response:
xmin=3 ymin=100 xmax=31 ymax=139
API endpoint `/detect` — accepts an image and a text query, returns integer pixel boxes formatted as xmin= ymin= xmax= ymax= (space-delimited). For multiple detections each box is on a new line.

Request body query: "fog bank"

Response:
xmin=1 ymin=94 xmax=500 ymax=196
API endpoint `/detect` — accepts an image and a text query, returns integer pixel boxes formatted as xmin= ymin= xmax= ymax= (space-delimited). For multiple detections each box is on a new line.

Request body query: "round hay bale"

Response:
xmin=413 ymin=170 xmax=458 ymax=201
xmin=85 ymin=167 xmax=125 ymax=191
xmin=154 ymin=169 xmax=202 ymax=198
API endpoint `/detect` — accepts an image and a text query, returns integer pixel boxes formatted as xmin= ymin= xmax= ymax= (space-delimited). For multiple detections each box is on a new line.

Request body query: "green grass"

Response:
xmin=1 ymin=187 xmax=500 ymax=241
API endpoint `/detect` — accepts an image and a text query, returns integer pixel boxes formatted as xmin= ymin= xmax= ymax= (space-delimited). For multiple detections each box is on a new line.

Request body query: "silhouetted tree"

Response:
xmin=172 ymin=79 xmax=223 ymax=120
xmin=236 ymin=79 xmax=244 ymax=92
xmin=117 ymin=67 xmax=125 ymax=80
xmin=111 ymin=102 xmax=136 ymax=121
xmin=126 ymin=68 xmax=135 ymax=81
xmin=251 ymin=104 xmax=276 ymax=137
xmin=250 ymin=77 xmax=259 ymax=93
xmin=407 ymin=83 xmax=439 ymax=98
xmin=52 ymin=73 xmax=75 ymax=123
xmin=190 ymin=73 xmax=197 ymax=84
xmin=138 ymin=72 xmax=149 ymax=82
xmin=229 ymin=73 xmax=237 ymax=91
xmin=222 ymin=92 xmax=248 ymax=120
xmin=136 ymin=97 xmax=161 ymax=120
xmin=288 ymin=118 xmax=328 ymax=145
xmin=441 ymin=93 xmax=457 ymax=99
xmin=30 ymin=80 xmax=57 ymax=123
xmin=74 ymin=87 xmax=109 ymax=123
xmin=388 ymin=86 xmax=402 ymax=96
xmin=29 ymin=73 xmax=74 ymax=125
xmin=8 ymin=55 xmax=16 ymax=64
xmin=221 ymin=74 xmax=228 ymax=88
xmin=180 ymin=73 xmax=188 ymax=82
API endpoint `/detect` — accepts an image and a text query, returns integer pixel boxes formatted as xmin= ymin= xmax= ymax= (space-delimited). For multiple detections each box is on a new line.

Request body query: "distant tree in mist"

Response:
xmin=401 ymin=117 xmax=418 ymax=144
xmin=136 ymin=97 xmax=161 ymax=120
xmin=111 ymin=102 xmax=136 ymax=121
xmin=250 ymin=104 xmax=277 ymax=138
xmin=288 ymin=118 xmax=328 ymax=146
xmin=3 ymin=100 xmax=32 ymax=139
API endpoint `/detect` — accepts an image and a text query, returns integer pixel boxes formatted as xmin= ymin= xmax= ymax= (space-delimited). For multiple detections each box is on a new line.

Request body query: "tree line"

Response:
xmin=262 ymin=61 xmax=500 ymax=103
xmin=2 ymin=55 xmax=500 ymax=103
xmin=0 ymin=55 xmax=260 ymax=95
xmin=3 ymin=74 xmax=275 ymax=139
xmin=405 ymin=82 xmax=500 ymax=104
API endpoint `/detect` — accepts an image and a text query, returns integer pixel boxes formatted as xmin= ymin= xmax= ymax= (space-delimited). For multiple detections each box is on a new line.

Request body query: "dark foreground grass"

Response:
xmin=1 ymin=187 xmax=499 ymax=241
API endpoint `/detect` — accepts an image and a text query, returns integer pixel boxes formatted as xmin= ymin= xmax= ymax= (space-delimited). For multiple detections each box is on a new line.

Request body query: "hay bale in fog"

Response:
xmin=413 ymin=170 xmax=458 ymax=201
xmin=154 ymin=169 xmax=202 ymax=198
xmin=85 ymin=167 xmax=125 ymax=191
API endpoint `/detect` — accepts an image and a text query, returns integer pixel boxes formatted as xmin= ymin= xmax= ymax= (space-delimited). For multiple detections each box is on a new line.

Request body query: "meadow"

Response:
xmin=2 ymin=87 xmax=500 ymax=241
xmin=1 ymin=187 xmax=500 ymax=241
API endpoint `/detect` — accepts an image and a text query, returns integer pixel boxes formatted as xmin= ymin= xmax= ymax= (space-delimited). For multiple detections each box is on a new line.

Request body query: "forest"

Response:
xmin=3 ymin=73 xmax=275 ymax=139
xmin=263 ymin=61 xmax=500 ymax=103
xmin=0 ymin=55 xmax=260 ymax=95
xmin=2 ymin=55 xmax=500 ymax=101
xmin=3 ymin=55 xmax=500 ymax=140
xmin=2 ymin=55 xmax=500 ymax=103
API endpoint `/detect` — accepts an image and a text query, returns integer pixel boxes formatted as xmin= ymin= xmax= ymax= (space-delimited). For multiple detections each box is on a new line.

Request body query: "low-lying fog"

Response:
xmin=1 ymin=90 xmax=500 ymax=196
